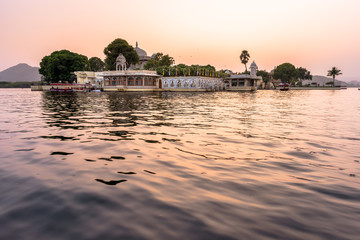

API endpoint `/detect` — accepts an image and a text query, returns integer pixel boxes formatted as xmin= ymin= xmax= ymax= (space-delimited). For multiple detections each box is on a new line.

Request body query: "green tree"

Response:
xmin=296 ymin=67 xmax=312 ymax=86
xmin=257 ymin=70 xmax=270 ymax=82
xmin=160 ymin=54 xmax=175 ymax=67
xmin=144 ymin=52 xmax=174 ymax=70
xmin=273 ymin=63 xmax=297 ymax=84
xmin=305 ymin=71 xmax=312 ymax=80
xmin=327 ymin=67 xmax=342 ymax=87
xmin=240 ymin=50 xmax=250 ymax=73
xmin=104 ymin=38 xmax=139 ymax=70
xmin=89 ymin=57 xmax=105 ymax=71
xmin=297 ymin=67 xmax=312 ymax=80
xmin=39 ymin=50 xmax=89 ymax=83
xmin=155 ymin=63 xmax=222 ymax=77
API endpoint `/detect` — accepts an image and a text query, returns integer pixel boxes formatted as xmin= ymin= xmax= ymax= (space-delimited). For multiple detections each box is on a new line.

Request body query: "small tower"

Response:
xmin=116 ymin=53 xmax=127 ymax=71
xmin=250 ymin=61 xmax=258 ymax=77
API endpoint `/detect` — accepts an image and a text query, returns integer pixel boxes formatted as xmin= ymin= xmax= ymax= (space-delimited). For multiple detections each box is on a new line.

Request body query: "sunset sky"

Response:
xmin=1 ymin=0 xmax=359 ymax=81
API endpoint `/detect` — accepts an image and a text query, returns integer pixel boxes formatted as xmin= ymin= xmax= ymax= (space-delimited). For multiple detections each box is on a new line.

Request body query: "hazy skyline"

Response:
xmin=1 ymin=0 xmax=359 ymax=81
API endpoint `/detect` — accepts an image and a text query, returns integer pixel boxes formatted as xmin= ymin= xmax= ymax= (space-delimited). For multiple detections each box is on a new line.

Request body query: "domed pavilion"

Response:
xmin=128 ymin=42 xmax=152 ymax=70
xmin=224 ymin=61 xmax=263 ymax=91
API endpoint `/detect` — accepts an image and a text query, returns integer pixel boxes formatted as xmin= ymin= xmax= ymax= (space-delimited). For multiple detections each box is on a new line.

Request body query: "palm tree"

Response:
xmin=240 ymin=50 xmax=250 ymax=73
xmin=327 ymin=67 xmax=342 ymax=87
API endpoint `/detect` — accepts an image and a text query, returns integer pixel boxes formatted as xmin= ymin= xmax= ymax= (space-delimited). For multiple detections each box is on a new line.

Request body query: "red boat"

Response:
xmin=49 ymin=83 xmax=92 ymax=92
xmin=50 ymin=87 xmax=73 ymax=92
xmin=279 ymin=83 xmax=290 ymax=91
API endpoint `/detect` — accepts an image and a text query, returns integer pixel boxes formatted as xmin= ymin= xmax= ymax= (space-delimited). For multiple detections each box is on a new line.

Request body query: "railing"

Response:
xmin=102 ymin=70 xmax=158 ymax=75
xmin=50 ymin=83 xmax=90 ymax=86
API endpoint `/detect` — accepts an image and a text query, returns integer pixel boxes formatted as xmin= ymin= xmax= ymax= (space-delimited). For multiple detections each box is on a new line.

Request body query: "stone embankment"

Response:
xmin=31 ymin=85 xmax=51 ymax=91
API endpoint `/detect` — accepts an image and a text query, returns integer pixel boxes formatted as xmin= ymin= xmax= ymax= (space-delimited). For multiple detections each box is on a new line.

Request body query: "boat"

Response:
xmin=49 ymin=83 xmax=91 ymax=92
xmin=340 ymin=86 xmax=347 ymax=89
xmin=50 ymin=87 xmax=73 ymax=92
xmin=279 ymin=83 xmax=290 ymax=91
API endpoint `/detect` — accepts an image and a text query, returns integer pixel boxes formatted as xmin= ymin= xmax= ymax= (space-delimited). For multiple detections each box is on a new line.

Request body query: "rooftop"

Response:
xmin=226 ymin=74 xmax=262 ymax=80
xmin=102 ymin=70 xmax=159 ymax=77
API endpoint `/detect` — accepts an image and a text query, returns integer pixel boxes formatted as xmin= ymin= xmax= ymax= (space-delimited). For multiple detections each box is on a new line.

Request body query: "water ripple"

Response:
xmin=1 ymin=89 xmax=360 ymax=239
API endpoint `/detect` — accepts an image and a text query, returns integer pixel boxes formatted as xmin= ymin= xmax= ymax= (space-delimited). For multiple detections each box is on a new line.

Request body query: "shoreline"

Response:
xmin=261 ymin=87 xmax=343 ymax=90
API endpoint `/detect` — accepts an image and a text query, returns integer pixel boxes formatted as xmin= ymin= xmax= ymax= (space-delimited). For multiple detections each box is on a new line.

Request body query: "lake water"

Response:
xmin=0 ymin=88 xmax=359 ymax=240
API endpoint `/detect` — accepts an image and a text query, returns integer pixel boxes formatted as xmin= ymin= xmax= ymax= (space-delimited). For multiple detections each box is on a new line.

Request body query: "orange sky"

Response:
xmin=1 ymin=0 xmax=359 ymax=81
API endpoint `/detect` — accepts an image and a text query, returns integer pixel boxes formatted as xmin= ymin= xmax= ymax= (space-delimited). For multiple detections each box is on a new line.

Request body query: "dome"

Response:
xmin=134 ymin=42 xmax=147 ymax=57
xmin=116 ymin=53 xmax=126 ymax=62
xmin=250 ymin=61 xmax=258 ymax=69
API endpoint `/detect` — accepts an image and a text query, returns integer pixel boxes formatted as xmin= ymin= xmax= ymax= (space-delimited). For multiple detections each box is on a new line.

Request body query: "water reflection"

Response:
xmin=0 ymin=89 xmax=359 ymax=240
xmin=95 ymin=179 xmax=127 ymax=185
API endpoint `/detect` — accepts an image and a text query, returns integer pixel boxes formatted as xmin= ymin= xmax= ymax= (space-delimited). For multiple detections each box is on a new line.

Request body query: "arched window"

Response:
xmin=135 ymin=77 xmax=142 ymax=86
xmin=128 ymin=77 xmax=134 ymax=86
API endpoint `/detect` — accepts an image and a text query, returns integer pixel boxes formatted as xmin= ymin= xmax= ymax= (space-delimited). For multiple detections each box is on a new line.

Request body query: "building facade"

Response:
xmin=225 ymin=61 xmax=262 ymax=91
xmin=74 ymin=71 xmax=103 ymax=88
xmin=162 ymin=76 xmax=225 ymax=91
xmin=102 ymin=70 xmax=161 ymax=91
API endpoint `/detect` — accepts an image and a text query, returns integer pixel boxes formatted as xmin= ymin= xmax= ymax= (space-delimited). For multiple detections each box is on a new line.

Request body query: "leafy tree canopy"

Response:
xmin=273 ymin=63 xmax=297 ymax=83
xmin=240 ymin=50 xmax=250 ymax=73
xmin=39 ymin=50 xmax=89 ymax=83
xmin=144 ymin=52 xmax=174 ymax=70
xmin=327 ymin=67 xmax=342 ymax=80
xmin=297 ymin=67 xmax=312 ymax=80
xmin=153 ymin=63 xmax=227 ymax=78
xmin=89 ymin=57 xmax=105 ymax=72
xmin=327 ymin=67 xmax=342 ymax=86
xmin=104 ymin=38 xmax=139 ymax=70
xmin=257 ymin=70 xmax=270 ymax=82
xmin=0 ymin=81 xmax=35 ymax=88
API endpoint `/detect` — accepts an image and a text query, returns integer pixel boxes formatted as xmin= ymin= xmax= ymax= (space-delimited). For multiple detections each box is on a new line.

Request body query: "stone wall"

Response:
xmin=161 ymin=77 xmax=225 ymax=91
xmin=30 ymin=85 xmax=52 ymax=91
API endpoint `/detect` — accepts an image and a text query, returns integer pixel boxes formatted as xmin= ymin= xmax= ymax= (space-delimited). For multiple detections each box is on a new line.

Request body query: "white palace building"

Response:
xmin=74 ymin=43 xmax=261 ymax=92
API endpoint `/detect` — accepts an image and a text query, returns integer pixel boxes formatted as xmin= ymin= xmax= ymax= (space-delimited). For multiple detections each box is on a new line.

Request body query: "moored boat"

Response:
xmin=50 ymin=87 xmax=73 ymax=92
xmin=48 ymin=83 xmax=92 ymax=92
xmin=279 ymin=83 xmax=290 ymax=91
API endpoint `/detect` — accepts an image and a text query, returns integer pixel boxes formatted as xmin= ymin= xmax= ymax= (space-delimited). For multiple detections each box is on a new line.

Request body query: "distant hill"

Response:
xmin=303 ymin=75 xmax=348 ymax=87
xmin=348 ymin=80 xmax=360 ymax=87
xmin=0 ymin=63 xmax=41 ymax=82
